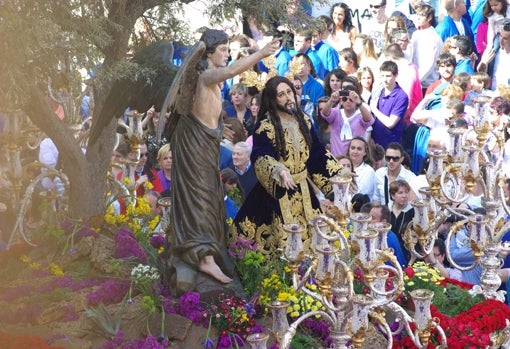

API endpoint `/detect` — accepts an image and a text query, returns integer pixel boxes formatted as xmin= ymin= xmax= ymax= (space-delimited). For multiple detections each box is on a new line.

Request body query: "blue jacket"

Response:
xmin=436 ymin=16 xmax=474 ymax=45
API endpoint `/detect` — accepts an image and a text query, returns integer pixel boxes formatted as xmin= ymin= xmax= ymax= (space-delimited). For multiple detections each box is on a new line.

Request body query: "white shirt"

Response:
xmin=492 ymin=48 xmax=510 ymax=90
xmin=354 ymin=162 xmax=377 ymax=201
xmin=374 ymin=165 xmax=418 ymax=205
xmin=39 ymin=137 xmax=59 ymax=190
xmin=411 ymin=27 xmax=442 ymax=88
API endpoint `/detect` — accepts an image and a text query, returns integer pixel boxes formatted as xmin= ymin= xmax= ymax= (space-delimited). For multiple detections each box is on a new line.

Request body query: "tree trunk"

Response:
xmin=24 ymin=85 xmax=118 ymax=220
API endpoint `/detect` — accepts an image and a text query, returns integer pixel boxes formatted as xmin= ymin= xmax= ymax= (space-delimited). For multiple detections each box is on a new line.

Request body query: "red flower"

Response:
xmin=403 ymin=266 xmax=415 ymax=278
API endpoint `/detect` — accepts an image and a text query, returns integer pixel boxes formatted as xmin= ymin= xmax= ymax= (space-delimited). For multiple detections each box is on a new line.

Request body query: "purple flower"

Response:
xmin=114 ymin=228 xmax=147 ymax=263
xmin=203 ymin=337 xmax=214 ymax=349
xmin=149 ymin=234 xmax=165 ymax=249
xmin=86 ymin=279 xmax=130 ymax=306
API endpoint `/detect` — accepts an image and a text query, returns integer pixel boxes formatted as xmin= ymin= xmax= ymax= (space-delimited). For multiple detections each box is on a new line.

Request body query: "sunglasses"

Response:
xmin=294 ymin=85 xmax=302 ymax=90
xmin=385 ymin=155 xmax=400 ymax=162
xmin=341 ymin=96 xmax=354 ymax=102
xmin=370 ymin=4 xmax=382 ymax=8
xmin=504 ymin=22 xmax=510 ymax=32
xmin=140 ymin=152 xmax=150 ymax=158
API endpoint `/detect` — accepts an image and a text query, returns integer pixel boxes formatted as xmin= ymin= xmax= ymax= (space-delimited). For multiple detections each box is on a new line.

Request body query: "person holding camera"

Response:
xmin=319 ymin=84 xmax=374 ymax=157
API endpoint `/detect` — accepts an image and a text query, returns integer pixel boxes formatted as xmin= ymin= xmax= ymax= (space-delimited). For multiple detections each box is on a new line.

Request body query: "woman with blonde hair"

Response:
xmin=353 ymin=34 xmax=378 ymax=72
xmin=384 ymin=15 xmax=407 ymax=47
xmin=157 ymin=143 xmax=172 ymax=193
xmin=357 ymin=67 xmax=375 ymax=103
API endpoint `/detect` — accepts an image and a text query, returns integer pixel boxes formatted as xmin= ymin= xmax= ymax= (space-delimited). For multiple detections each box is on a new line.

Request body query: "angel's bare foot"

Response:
xmin=199 ymin=255 xmax=232 ymax=283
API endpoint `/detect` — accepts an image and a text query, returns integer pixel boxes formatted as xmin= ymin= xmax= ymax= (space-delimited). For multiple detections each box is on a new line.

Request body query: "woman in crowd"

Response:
xmin=224 ymin=83 xmax=251 ymax=123
xmin=328 ymin=2 xmax=358 ymax=51
xmin=245 ymin=93 xmax=261 ymax=136
xmin=353 ymin=34 xmax=379 ymax=73
xmin=389 ymin=179 xmax=415 ymax=260
xmin=157 ymin=143 xmax=172 ymax=195
xmin=358 ymin=67 xmax=375 ymax=103
xmin=319 ymin=85 xmax=374 ymax=157
xmin=324 ymin=68 xmax=347 ymax=100
xmin=347 ymin=136 xmax=376 ymax=200
xmin=341 ymin=75 xmax=363 ymax=94
xmin=142 ymin=107 xmax=169 ymax=170
xmin=384 ymin=15 xmax=407 ymax=47
xmin=339 ymin=47 xmax=359 ymax=77
xmin=230 ymin=76 xmax=342 ymax=258
xmin=133 ymin=142 xmax=163 ymax=198
xmin=424 ymin=238 xmax=463 ymax=280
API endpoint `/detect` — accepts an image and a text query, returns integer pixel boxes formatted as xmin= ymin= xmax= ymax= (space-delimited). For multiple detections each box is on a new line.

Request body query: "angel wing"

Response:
xmin=159 ymin=41 xmax=205 ymax=141
xmin=89 ymin=40 xmax=175 ymax=146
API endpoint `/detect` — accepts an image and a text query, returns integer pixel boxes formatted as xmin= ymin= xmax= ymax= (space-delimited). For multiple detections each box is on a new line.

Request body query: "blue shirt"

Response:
xmin=449 ymin=227 xmax=482 ymax=285
xmin=455 ymin=58 xmax=475 ymax=75
xmin=274 ymin=48 xmax=292 ymax=77
xmin=224 ymin=105 xmax=251 ymax=121
xmin=314 ymin=41 xmax=339 ymax=77
xmin=387 ymin=230 xmax=407 ymax=267
xmin=302 ymin=76 xmax=325 ymax=106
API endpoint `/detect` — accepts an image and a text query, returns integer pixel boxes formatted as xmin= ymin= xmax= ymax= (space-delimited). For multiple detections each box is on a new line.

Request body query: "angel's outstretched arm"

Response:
xmin=199 ymin=38 xmax=281 ymax=87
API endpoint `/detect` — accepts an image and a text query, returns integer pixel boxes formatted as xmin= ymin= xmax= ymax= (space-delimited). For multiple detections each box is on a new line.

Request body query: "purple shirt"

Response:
xmin=372 ymin=84 xmax=409 ymax=149
xmin=157 ymin=170 xmax=171 ymax=192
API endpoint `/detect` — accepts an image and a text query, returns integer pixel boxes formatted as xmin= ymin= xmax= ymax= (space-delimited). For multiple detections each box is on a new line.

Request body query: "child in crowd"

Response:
xmin=484 ymin=0 xmax=509 ymax=52
xmin=464 ymin=72 xmax=492 ymax=106
xmin=220 ymin=168 xmax=244 ymax=221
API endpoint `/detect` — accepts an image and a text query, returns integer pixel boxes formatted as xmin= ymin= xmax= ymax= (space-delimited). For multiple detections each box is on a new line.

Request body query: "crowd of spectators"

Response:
xmin=25 ymin=0 xmax=510 ymax=289
xmin=192 ymin=0 xmax=510 ymax=288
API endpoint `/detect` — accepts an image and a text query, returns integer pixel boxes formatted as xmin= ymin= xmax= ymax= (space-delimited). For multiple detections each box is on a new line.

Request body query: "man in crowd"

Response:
xmin=370 ymin=60 xmax=409 ymax=148
xmin=373 ymin=142 xmax=417 ymax=206
xmin=230 ymin=141 xmax=257 ymax=197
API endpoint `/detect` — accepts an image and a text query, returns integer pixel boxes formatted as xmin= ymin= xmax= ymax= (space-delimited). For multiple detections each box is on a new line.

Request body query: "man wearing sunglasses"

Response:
xmin=373 ymin=142 xmax=417 ymax=206
xmin=366 ymin=1 xmax=388 ymax=53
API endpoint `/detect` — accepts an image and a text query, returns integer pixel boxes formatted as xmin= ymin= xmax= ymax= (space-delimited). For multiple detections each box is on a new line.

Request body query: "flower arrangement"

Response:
xmin=8 ymin=181 xmax=510 ymax=349
xmin=228 ymin=237 xmax=265 ymax=296
xmin=204 ymin=294 xmax=262 ymax=349
xmin=394 ymin=298 xmax=510 ymax=348
xmin=130 ymin=264 xmax=159 ymax=295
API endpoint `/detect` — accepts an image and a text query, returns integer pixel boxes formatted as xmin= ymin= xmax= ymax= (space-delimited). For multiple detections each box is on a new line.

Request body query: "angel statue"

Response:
xmin=162 ymin=29 xmax=280 ymax=296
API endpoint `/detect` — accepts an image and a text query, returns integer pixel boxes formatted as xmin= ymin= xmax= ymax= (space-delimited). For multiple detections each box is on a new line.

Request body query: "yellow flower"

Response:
xmin=123 ymin=177 xmax=132 ymax=185
xmin=148 ymin=216 xmax=160 ymax=231
xmin=29 ymin=262 xmax=41 ymax=270
xmin=277 ymin=291 xmax=290 ymax=301
xmin=143 ymin=181 xmax=153 ymax=190
xmin=20 ymin=255 xmax=30 ymax=263
xmin=48 ymin=263 xmax=64 ymax=276
xmin=158 ymin=246 xmax=164 ymax=254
